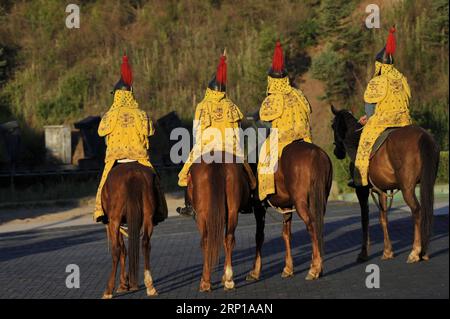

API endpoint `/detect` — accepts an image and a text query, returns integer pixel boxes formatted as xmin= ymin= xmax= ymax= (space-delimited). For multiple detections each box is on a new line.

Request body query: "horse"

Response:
xmin=246 ymin=140 xmax=333 ymax=281
xmin=101 ymin=162 xmax=164 ymax=299
xmin=186 ymin=152 xmax=253 ymax=292
xmin=330 ymin=105 xmax=439 ymax=263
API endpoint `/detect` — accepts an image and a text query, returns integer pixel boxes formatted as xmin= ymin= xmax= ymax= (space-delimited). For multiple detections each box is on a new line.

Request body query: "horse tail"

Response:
xmin=419 ymin=132 xmax=439 ymax=256
xmin=125 ymin=175 xmax=143 ymax=288
xmin=205 ymin=164 xmax=226 ymax=267
xmin=310 ymin=150 xmax=332 ymax=256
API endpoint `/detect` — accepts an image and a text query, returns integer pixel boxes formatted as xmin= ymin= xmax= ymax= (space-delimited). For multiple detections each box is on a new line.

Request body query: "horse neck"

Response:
xmin=343 ymin=117 xmax=362 ymax=162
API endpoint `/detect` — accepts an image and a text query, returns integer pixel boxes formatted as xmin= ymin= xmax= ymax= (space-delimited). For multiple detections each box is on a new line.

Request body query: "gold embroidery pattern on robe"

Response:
xmin=258 ymin=77 xmax=313 ymax=200
xmin=355 ymin=64 xmax=412 ymax=186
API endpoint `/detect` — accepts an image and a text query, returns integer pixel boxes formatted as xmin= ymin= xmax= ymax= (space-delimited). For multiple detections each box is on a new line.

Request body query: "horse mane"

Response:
xmin=334 ymin=110 xmax=362 ymax=161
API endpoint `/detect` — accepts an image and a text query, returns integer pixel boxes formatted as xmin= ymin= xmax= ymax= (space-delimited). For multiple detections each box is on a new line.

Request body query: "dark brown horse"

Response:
xmin=101 ymin=162 xmax=166 ymax=299
xmin=186 ymin=152 xmax=253 ymax=292
xmin=331 ymin=105 xmax=439 ymax=263
xmin=247 ymin=140 xmax=333 ymax=281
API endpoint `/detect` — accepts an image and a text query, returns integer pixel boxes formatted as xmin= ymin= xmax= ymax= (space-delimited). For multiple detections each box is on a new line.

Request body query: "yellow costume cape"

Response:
xmin=94 ymin=90 xmax=154 ymax=221
xmin=178 ymin=88 xmax=244 ymax=187
xmin=257 ymin=76 xmax=312 ymax=200
xmin=355 ymin=63 xmax=412 ymax=186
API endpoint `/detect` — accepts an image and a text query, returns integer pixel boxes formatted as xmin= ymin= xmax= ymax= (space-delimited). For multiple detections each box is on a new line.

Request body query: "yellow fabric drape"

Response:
xmin=257 ymin=76 xmax=313 ymax=200
xmin=94 ymin=90 xmax=154 ymax=221
xmin=178 ymin=88 xmax=244 ymax=187
xmin=355 ymin=64 xmax=412 ymax=186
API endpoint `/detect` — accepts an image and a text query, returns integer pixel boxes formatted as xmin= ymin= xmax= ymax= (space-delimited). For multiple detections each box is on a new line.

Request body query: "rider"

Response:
xmin=177 ymin=51 xmax=256 ymax=217
xmin=257 ymin=41 xmax=313 ymax=201
xmin=94 ymin=54 xmax=167 ymax=224
xmin=353 ymin=26 xmax=412 ymax=187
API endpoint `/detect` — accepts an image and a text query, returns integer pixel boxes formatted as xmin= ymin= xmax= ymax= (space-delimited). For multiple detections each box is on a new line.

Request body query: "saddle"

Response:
xmin=370 ymin=127 xmax=399 ymax=158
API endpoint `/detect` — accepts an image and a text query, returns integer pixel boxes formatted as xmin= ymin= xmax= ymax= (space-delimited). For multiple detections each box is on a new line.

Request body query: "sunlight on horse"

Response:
xmin=101 ymin=162 xmax=166 ymax=299
xmin=331 ymin=105 xmax=439 ymax=263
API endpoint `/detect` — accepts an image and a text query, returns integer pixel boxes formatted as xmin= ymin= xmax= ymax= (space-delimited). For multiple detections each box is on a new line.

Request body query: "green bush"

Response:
xmin=37 ymin=73 xmax=90 ymax=125
xmin=311 ymin=45 xmax=351 ymax=100
xmin=296 ymin=19 xmax=319 ymax=48
xmin=437 ymin=151 xmax=449 ymax=184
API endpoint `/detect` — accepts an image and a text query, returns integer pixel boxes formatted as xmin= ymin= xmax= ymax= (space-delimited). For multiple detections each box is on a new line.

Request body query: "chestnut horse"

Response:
xmin=331 ymin=105 xmax=439 ymax=263
xmin=101 ymin=162 xmax=166 ymax=299
xmin=247 ymin=140 xmax=333 ymax=281
xmin=186 ymin=152 xmax=253 ymax=292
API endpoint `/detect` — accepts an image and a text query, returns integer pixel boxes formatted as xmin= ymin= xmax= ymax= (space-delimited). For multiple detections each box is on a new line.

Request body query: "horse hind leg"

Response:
xmin=378 ymin=193 xmax=394 ymax=260
xmin=295 ymin=201 xmax=323 ymax=280
xmin=116 ymin=233 xmax=129 ymax=293
xmin=142 ymin=190 xmax=158 ymax=297
xmin=222 ymin=209 xmax=238 ymax=290
xmin=197 ymin=214 xmax=212 ymax=292
xmin=402 ymin=187 xmax=423 ymax=263
xmin=281 ymin=213 xmax=294 ymax=278
xmin=103 ymin=220 xmax=121 ymax=299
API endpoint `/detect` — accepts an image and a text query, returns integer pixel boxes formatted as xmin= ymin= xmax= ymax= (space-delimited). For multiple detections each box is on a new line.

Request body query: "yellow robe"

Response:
xmin=355 ymin=63 xmax=412 ymax=186
xmin=178 ymin=88 xmax=244 ymax=187
xmin=257 ymin=76 xmax=312 ymax=200
xmin=94 ymin=90 xmax=154 ymax=221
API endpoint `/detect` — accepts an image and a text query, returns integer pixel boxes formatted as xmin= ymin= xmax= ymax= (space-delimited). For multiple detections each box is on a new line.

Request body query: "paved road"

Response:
xmin=0 ymin=201 xmax=448 ymax=299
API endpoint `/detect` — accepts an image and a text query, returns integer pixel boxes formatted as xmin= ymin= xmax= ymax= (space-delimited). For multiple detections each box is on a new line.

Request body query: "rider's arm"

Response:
xmin=98 ymin=111 xmax=117 ymax=137
xmin=364 ymin=103 xmax=376 ymax=119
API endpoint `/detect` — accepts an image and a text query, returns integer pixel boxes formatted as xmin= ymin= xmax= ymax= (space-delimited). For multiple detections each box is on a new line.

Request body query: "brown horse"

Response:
xmin=247 ymin=140 xmax=333 ymax=281
xmin=186 ymin=152 xmax=253 ymax=292
xmin=101 ymin=162 xmax=165 ymax=299
xmin=331 ymin=105 xmax=439 ymax=263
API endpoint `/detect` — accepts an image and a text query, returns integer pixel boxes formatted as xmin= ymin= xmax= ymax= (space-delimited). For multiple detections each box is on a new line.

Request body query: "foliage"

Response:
xmin=0 ymin=0 xmax=447 ymax=169
xmin=437 ymin=151 xmax=449 ymax=183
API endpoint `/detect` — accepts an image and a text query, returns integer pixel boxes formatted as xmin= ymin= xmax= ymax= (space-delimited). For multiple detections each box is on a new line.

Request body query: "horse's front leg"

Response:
xmin=103 ymin=221 xmax=120 ymax=299
xmin=222 ymin=209 xmax=238 ymax=290
xmin=281 ymin=213 xmax=294 ymax=278
xmin=356 ymin=186 xmax=370 ymax=262
xmin=246 ymin=202 xmax=266 ymax=281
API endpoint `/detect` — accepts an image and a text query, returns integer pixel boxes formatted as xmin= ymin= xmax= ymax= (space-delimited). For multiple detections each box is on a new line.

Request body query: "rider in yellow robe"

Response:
xmin=258 ymin=41 xmax=313 ymax=201
xmin=94 ymin=55 xmax=158 ymax=223
xmin=354 ymin=27 xmax=412 ymax=187
xmin=177 ymin=52 xmax=256 ymax=216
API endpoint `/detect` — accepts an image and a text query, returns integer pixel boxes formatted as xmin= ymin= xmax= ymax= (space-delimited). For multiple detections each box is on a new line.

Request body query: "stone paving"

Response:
xmin=0 ymin=201 xmax=448 ymax=299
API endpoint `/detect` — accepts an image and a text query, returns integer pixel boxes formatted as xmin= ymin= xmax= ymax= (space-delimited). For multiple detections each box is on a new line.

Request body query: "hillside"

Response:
xmin=0 ymin=0 xmax=448 ymax=165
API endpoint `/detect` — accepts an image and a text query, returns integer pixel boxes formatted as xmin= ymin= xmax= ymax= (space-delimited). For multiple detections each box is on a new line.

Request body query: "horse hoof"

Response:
xmin=305 ymin=270 xmax=322 ymax=281
xmin=224 ymin=281 xmax=235 ymax=290
xmin=281 ymin=270 xmax=294 ymax=278
xmin=102 ymin=293 xmax=113 ymax=299
xmin=357 ymin=253 xmax=369 ymax=263
xmin=246 ymin=272 xmax=259 ymax=282
xmin=129 ymin=286 xmax=139 ymax=292
xmin=147 ymin=287 xmax=158 ymax=297
xmin=407 ymin=253 xmax=420 ymax=263
xmin=116 ymin=286 xmax=129 ymax=293
xmin=199 ymin=282 xmax=211 ymax=292
xmin=381 ymin=251 xmax=394 ymax=260
xmin=421 ymin=254 xmax=430 ymax=261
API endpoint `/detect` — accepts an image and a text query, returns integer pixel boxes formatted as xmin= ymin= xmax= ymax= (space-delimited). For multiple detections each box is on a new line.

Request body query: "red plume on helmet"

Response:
xmin=385 ymin=26 xmax=396 ymax=55
xmin=121 ymin=54 xmax=133 ymax=87
xmin=216 ymin=54 xmax=227 ymax=87
xmin=272 ymin=41 xmax=285 ymax=73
